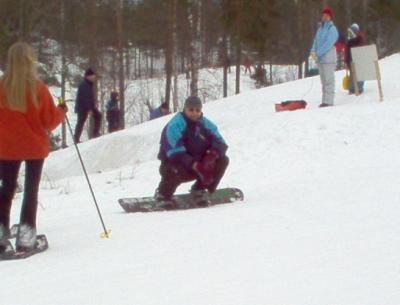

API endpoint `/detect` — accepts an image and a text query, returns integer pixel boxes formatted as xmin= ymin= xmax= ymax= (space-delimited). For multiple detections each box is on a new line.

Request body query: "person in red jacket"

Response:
xmin=345 ymin=23 xmax=366 ymax=94
xmin=0 ymin=42 xmax=66 ymax=254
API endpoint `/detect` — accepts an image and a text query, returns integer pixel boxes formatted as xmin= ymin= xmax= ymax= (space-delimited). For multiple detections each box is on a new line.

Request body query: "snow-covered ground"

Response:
xmin=1 ymin=54 xmax=400 ymax=305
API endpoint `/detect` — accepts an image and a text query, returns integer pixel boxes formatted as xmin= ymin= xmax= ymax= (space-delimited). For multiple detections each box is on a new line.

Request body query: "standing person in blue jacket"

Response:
xmin=74 ymin=68 xmax=102 ymax=143
xmin=155 ymin=96 xmax=229 ymax=208
xmin=310 ymin=7 xmax=339 ymax=107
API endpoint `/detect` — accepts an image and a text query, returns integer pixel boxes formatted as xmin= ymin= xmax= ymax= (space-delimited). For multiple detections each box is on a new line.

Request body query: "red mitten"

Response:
xmin=202 ymin=149 xmax=220 ymax=172
xmin=193 ymin=162 xmax=214 ymax=186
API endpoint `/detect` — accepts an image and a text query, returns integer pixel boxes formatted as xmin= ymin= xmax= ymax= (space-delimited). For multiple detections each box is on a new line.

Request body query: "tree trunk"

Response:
xmin=222 ymin=33 xmax=228 ymax=98
xmin=305 ymin=57 xmax=310 ymax=77
xmin=235 ymin=0 xmax=241 ymax=94
xmin=189 ymin=0 xmax=201 ymax=97
xmin=269 ymin=62 xmax=273 ymax=84
xmin=150 ymin=48 xmax=154 ymax=78
xmin=344 ymin=0 xmax=352 ymax=27
xmin=165 ymin=0 xmax=174 ymax=107
xmin=116 ymin=0 xmax=125 ymax=129
xmin=235 ymin=41 xmax=241 ymax=95
xmin=112 ymin=50 xmax=117 ymax=88
xmin=296 ymin=0 xmax=305 ymax=79
xmin=60 ymin=0 xmax=67 ymax=148
xmin=138 ymin=49 xmax=141 ymax=78
xmin=172 ymin=0 xmax=178 ymax=112
xmin=362 ymin=0 xmax=369 ymax=31
xmin=125 ymin=48 xmax=130 ymax=79
xmin=134 ymin=48 xmax=138 ymax=79
xmin=298 ymin=63 xmax=303 ymax=79
xmin=87 ymin=0 xmax=98 ymax=139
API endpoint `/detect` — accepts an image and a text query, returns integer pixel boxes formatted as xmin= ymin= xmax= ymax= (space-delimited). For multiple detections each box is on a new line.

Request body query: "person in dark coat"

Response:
xmin=345 ymin=23 xmax=366 ymax=94
xmin=155 ymin=96 xmax=229 ymax=208
xmin=106 ymin=91 xmax=120 ymax=133
xmin=74 ymin=68 xmax=102 ymax=143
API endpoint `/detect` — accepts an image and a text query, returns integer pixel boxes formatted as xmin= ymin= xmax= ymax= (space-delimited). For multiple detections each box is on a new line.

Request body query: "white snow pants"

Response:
xmin=318 ymin=63 xmax=336 ymax=105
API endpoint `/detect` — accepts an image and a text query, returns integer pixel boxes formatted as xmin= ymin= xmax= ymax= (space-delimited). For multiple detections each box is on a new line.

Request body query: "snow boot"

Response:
xmin=154 ymin=189 xmax=176 ymax=210
xmin=319 ymin=103 xmax=333 ymax=108
xmin=190 ymin=188 xmax=210 ymax=207
xmin=16 ymin=224 xmax=37 ymax=252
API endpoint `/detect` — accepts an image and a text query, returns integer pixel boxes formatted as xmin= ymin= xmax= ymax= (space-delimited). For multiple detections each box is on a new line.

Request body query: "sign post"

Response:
xmin=351 ymin=44 xmax=383 ymax=101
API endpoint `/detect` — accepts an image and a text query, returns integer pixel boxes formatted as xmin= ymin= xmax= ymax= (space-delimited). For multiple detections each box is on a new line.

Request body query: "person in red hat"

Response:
xmin=310 ymin=7 xmax=339 ymax=107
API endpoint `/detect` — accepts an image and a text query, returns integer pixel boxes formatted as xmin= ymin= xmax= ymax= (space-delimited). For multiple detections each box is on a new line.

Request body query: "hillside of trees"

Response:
xmin=1 ymin=0 xmax=399 ymax=127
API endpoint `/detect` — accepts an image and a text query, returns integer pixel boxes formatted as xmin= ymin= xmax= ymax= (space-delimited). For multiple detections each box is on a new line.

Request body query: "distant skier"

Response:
xmin=74 ymin=68 xmax=102 ymax=143
xmin=310 ymin=7 xmax=339 ymax=107
xmin=148 ymin=101 xmax=170 ymax=120
xmin=345 ymin=23 xmax=365 ymax=94
xmin=155 ymin=96 xmax=229 ymax=208
xmin=106 ymin=91 xmax=121 ymax=133
xmin=0 ymin=42 xmax=66 ymax=253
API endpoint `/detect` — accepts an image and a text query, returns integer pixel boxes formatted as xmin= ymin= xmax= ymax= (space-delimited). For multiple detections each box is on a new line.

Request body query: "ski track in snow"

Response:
xmin=1 ymin=55 xmax=400 ymax=305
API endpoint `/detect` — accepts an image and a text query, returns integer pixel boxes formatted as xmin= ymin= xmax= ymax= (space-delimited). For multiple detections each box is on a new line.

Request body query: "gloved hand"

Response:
xmin=192 ymin=161 xmax=214 ymax=186
xmin=347 ymin=28 xmax=356 ymax=39
xmin=310 ymin=52 xmax=319 ymax=64
xmin=202 ymin=149 xmax=220 ymax=172
xmin=57 ymin=103 xmax=68 ymax=113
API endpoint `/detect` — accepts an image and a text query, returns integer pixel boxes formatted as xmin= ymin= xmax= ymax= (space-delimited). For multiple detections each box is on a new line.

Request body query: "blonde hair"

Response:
xmin=0 ymin=42 xmax=38 ymax=112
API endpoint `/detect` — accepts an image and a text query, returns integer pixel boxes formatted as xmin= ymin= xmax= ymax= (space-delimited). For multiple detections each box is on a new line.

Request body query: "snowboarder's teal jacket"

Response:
xmin=158 ymin=112 xmax=228 ymax=170
xmin=311 ymin=21 xmax=339 ymax=64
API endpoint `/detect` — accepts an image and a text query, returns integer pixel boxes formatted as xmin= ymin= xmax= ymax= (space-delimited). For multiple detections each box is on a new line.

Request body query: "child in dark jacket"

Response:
xmin=106 ymin=91 xmax=121 ymax=133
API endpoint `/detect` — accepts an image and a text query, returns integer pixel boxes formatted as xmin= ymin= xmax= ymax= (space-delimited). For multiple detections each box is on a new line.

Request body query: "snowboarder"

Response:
xmin=0 ymin=42 xmax=66 ymax=254
xmin=74 ymin=68 xmax=102 ymax=143
xmin=106 ymin=91 xmax=121 ymax=133
xmin=345 ymin=23 xmax=365 ymax=95
xmin=154 ymin=96 xmax=229 ymax=208
xmin=148 ymin=102 xmax=170 ymax=120
xmin=310 ymin=7 xmax=339 ymax=108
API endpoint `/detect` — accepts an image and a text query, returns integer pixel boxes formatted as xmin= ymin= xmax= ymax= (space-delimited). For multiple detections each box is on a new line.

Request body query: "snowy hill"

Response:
xmin=50 ymin=64 xmax=298 ymax=143
xmin=2 ymin=54 xmax=400 ymax=305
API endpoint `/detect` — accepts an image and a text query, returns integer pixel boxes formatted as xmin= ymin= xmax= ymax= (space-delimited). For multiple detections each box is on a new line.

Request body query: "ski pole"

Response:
xmin=59 ymin=97 xmax=111 ymax=238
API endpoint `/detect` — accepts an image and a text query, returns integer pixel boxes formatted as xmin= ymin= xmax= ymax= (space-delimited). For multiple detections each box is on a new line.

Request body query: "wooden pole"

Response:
xmin=351 ymin=62 xmax=360 ymax=96
xmin=375 ymin=60 xmax=384 ymax=102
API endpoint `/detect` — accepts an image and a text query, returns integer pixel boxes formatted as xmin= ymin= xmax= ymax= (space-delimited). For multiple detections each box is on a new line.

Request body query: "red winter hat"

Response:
xmin=321 ymin=7 xmax=334 ymax=19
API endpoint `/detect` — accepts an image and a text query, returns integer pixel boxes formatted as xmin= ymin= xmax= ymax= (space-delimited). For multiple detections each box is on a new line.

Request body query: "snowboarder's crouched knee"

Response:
xmin=159 ymin=161 xmax=195 ymax=182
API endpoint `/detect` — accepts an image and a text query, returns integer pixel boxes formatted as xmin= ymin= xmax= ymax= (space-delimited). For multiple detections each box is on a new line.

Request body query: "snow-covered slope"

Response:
xmin=2 ymin=54 xmax=400 ymax=305
xmin=51 ymin=64 xmax=298 ymax=144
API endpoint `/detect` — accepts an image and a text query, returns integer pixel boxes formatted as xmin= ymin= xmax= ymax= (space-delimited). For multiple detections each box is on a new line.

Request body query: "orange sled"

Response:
xmin=275 ymin=100 xmax=307 ymax=112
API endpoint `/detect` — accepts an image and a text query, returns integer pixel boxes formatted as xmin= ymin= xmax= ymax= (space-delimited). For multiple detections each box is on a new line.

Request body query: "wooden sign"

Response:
xmin=351 ymin=44 xmax=383 ymax=101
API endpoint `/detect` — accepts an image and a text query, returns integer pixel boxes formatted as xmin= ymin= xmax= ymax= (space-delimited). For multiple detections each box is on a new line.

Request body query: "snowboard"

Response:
xmin=0 ymin=224 xmax=49 ymax=261
xmin=118 ymin=187 xmax=244 ymax=213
